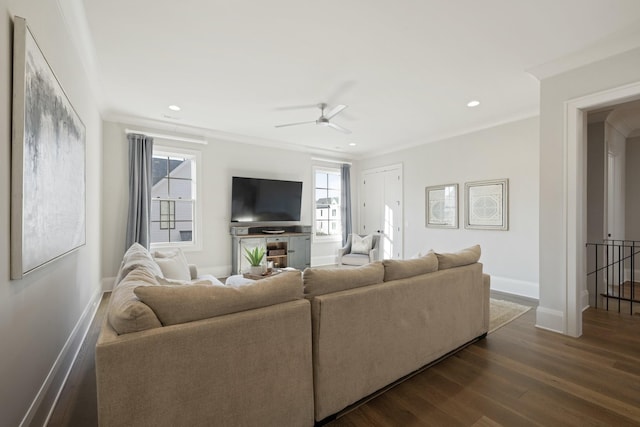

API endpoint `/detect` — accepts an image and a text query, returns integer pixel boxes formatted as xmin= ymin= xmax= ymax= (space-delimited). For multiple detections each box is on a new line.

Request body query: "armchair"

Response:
xmin=338 ymin=234 xmax=381 ymax=266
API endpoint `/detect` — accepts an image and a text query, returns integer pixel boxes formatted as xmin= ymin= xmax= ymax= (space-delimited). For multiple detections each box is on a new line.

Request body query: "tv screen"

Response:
xmin=231 ymin=177 xmax=303 ymax=222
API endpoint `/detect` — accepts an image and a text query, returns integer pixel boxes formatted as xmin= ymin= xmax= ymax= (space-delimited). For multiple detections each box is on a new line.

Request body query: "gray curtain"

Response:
xmin=341 ymin=163 xmax=353 ymax=246
xmin=125 ymin=133 xmax=154 ymax=249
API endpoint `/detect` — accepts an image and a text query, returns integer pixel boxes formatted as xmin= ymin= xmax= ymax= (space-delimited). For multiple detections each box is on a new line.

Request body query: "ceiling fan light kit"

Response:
xmin=276 ymin=103 xmax=351 ymax=134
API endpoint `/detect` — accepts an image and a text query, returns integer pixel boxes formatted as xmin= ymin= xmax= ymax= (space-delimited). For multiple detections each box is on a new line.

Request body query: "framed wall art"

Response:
xmin=425 ymin=183 xmax=458 ymax=228
xmin=464 ymin=179 xmax=508 ymax=230
xmin=11 ymin=17 xmax=86 ymax=279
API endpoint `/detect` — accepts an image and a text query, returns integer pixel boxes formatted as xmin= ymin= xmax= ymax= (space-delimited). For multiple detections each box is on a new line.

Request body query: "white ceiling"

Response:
xmin=79 ymin=0 xmax=640 ymax=157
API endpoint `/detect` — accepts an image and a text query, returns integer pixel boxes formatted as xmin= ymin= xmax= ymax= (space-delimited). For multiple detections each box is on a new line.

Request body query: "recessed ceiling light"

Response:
xmin=467 ymin=100 xmax=480 ymax=108
xmin=348 ymin=142 xmax=357 ymax=146
xmin=168 ymin=105 xmax=181 ymax=111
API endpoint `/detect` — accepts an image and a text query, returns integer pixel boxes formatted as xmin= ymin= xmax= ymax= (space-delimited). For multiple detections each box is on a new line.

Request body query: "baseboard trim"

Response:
xmin=20 ymin=290 xmax=103 ymax=427
xmin=490 ymin=276 xmax=539 ymax=300
xmin=101 ymin=276 xmax=115 ymax=292
xmin=581 ymin=289 xmax=590 ymax=312
xmin=535 ymin=305 xmax=564 ymax=334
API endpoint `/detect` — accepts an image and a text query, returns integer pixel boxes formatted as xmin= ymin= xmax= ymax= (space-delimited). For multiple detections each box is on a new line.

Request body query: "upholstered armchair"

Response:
xmin=338 ymin=234 xmax=381 ymax=266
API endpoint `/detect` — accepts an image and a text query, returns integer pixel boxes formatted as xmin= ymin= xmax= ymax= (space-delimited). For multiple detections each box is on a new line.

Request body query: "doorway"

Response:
xmin=360 ymin=164 xmax=403 ymax=260
xmin=565 ymin=82 xmax=640 ymax=337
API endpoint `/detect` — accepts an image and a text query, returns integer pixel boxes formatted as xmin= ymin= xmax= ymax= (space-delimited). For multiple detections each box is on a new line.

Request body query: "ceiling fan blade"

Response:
xmin=275 ymin=120 xmax=316 ymax=128
xmin=324 ymin=104 xmax=348 ymax=120
xmin=274 ymin=104 xmax=320 ymax=111
xmin=328 ymin=122 xmax=352 ymax=134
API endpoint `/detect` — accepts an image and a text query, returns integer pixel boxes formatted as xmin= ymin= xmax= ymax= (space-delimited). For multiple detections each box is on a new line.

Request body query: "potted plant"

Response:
xmin=244 ymin=246 xmax=266 ymax=275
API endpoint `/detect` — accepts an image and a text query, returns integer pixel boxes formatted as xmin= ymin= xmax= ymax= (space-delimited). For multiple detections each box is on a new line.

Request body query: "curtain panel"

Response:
xmin=341 ymin=163 xmax=353 ymax=246
xmin=125 ymin=133 xmax=154 ymax=249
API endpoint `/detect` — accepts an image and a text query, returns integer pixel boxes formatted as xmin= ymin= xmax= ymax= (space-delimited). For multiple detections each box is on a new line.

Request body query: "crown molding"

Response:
xmin=527 ymin=20 xmax=640 ymax=80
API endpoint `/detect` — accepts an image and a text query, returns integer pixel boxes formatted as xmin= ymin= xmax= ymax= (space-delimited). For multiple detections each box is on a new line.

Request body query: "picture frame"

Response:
xmin=11 ymin=17 xmax=86 ymax=279
xmin=425 ymin=183 xmax=458 ymax=228
xmin=464 ymin=179 xmax=508 ymax=230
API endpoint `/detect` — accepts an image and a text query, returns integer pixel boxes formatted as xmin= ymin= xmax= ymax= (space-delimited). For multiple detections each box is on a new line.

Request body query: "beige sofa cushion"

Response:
xmin=303 ymin=262 xmax=384 ymax=298
xmin=108 ymin=268 xmax=162 ymax=334
xmin=115 ymin=243 xmax=163 ymax=285
xmin=436 ymin=244 xmax=481 ymax=270
xmin=134 ymin=271 xmax=303 ymax=326
xmin=382 ymin=252 xmax=438 ymax=281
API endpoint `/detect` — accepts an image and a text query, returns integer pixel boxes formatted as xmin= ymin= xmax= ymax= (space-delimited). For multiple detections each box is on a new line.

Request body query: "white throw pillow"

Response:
xmin=153 ymin=249 xmax=191 ymax=281
xmin=351 ymin=234 xmax=373 ymax=255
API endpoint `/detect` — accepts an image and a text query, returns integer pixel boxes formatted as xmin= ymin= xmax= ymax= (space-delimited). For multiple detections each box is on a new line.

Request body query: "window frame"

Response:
xmin=312 ymin=165 xmax=342 ymax=243
xmin=150 ymin=145 xmax=202 ymax=252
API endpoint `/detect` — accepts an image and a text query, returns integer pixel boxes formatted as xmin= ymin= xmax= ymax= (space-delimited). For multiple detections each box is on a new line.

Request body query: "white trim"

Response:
xmin=312 ymin=165 xmax=343 ymax=243
xmin=125 ymin=128 xmax=207 ymax=145
xmin=311 ymin=157 xmax=352 ymax=165
xmin=527 ymin=25 xmax=640 ymax=80
xmin=150 ymin=145 xmax=203 ymax=252
xmin=562 ymin=80 xmax=640 ymax=337
xmin=582 ymin=289 xmax=590 ymax=312
xmin=489 ymin=276 xmax=539 ymax=300
xmin=21 ymin=290 xmax=103 ymax=427
xmin=535 ymin=305 xmax=565 ymax=334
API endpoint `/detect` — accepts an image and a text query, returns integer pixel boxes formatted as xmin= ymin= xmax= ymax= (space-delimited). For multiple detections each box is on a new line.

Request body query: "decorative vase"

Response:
xmin=249 ymin=265 xmax=264 ymax=275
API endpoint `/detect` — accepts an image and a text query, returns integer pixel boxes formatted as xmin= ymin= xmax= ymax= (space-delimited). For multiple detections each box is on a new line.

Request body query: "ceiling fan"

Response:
xmin=275 ymin=103 xmax=351 ymax=134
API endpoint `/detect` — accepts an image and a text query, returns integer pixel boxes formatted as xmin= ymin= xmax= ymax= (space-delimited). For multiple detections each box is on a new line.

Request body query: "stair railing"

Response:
xmin=586 ymin=239 xmax=640 ymax=314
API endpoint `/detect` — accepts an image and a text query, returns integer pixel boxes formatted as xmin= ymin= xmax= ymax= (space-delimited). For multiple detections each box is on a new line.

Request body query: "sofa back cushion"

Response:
xmin=134 ymin=271 xmax=303 ymax=326
xmin=435 ymin=244 xmax=481 ymax=270
xmin=108 ymin=268 xmax=162 ymax=334
xmin=382 ymin=252 xmax=438 ymax=281
xmin=303 ymin=262 xmax=384 ymax=298
xmin=115 ymin=243 xmax=163 ymax=285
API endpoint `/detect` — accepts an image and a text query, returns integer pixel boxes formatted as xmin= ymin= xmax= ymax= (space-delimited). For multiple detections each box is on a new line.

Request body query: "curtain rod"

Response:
xmin=125 ymin=129 xmax=208 ymax=145
xmin=311 ymin=157 xmax=352 ymax=165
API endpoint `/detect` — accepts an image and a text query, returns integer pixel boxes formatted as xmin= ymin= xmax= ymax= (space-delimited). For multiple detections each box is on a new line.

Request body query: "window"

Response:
xmin=150 ymin=149 xmax=198 ymax=246
xmin=314 ymin=167 xmax=342 ymax=240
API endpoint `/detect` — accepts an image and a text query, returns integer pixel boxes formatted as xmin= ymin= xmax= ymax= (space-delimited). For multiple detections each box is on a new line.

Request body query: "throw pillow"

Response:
xmin=351 ymin=234 xmax=373 ymax=255
xmin=153 ymin=249 xmax=191 ymax=281
xmin=382 ymin=252 xmax=438 ymax=281
xmin=134 ymin=271 xmax=303 ymax=326
xmin=435 ymin=244 xmax=481 ymax=270
xmin=303 ymin=262 xmax=384 ymax=298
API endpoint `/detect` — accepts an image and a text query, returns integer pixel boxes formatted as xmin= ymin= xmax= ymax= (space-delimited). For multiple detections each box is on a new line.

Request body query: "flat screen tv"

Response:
xmin=231 ymin=176 xmax=303 ymax=222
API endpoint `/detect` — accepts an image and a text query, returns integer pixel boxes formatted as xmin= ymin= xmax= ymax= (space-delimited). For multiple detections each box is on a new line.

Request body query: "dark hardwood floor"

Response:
xmin=47 ymin=293 xmax=640 ymax=426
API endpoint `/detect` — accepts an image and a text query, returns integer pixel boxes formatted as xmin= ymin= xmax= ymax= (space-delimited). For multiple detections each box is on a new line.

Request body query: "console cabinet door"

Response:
xmin=238 ymin=237 xmax=266 ymax=274
xmin=288 ymin=235 xmax=311 ymax=270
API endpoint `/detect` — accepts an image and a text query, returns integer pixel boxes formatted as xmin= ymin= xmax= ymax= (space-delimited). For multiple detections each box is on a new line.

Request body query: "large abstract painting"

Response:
xmin=11 ymin=17 xmax=86 ymax=279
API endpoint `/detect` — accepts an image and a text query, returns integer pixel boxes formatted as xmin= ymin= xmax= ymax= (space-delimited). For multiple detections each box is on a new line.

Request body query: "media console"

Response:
xmin=230 ymin=225 xmax=312 ymax=274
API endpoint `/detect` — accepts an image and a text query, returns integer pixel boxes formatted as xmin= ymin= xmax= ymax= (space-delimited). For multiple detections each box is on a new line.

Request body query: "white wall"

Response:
xmin=102 ymin=121 xmax=345 ymax=280
xmin=357 ymin=117 xmax=540 ymax=298
xmin=0 ymin=2 xmax=103 ymax=426
xmin=626 ymin=136 xmax=640 ymax=240
xmin=538 ymin=47 xmax=640 ymax=334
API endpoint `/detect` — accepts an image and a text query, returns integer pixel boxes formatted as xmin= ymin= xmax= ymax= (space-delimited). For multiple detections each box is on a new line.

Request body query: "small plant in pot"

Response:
xmin=244 ymin=246 xmax=266 ymax=275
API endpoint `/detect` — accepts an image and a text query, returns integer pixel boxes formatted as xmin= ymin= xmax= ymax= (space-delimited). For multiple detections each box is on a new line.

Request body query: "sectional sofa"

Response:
xmin=96 ymin=243 xmax=489 ymax=426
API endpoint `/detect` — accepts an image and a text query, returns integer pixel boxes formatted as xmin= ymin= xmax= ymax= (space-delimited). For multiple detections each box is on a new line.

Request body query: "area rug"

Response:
xmin=489 ymin=298 xmax=532 ymax=333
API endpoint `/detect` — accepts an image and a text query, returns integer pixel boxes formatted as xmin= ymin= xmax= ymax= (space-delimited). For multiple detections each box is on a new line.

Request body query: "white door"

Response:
xmin=361 ymin=165 xmax=403 ymax=259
